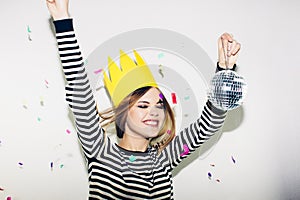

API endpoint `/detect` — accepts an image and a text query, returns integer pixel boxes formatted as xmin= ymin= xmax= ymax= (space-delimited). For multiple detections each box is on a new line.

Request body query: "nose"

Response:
xmin=149 ymin=106 xmax=159 ymax=117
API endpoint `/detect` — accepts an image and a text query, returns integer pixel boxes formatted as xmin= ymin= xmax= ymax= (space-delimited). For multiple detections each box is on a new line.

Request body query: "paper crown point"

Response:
xmin=103 ymin=49 xmax=157 ymax=107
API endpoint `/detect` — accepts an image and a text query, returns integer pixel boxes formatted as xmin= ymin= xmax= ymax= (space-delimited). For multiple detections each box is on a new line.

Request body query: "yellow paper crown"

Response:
xmin=103 ymin=50 xmax=158 ymax=107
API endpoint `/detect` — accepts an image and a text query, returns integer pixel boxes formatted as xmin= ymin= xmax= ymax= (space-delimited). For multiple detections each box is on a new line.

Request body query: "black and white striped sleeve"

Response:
xmin=53 ymin=18 xmax=103 ymax=159
xmin=164 ymin=100 xmax=227 ymax=169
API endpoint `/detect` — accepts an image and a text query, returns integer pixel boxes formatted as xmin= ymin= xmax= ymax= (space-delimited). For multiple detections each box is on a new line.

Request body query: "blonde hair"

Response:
xmin=99 ymin=86 xmax=175 ymax=153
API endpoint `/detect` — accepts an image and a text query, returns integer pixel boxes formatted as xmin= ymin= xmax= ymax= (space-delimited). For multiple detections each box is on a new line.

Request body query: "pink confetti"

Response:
xmin=7 ymin=197 xmax=12 ymax=200
xmin=180 ymin=144 xmax=190 ymax=156
xmin=171 ymin=93 xmax=177 ymax=104
xmin=94 ymin=69 xmax=103 ymax=74
xmin=45 ymin=80 xmax=49 ymax=88
xmin=66 ymin=129 xmax=71 ymax=134
xmin=166 ymin=130 xmax=171 ymax=135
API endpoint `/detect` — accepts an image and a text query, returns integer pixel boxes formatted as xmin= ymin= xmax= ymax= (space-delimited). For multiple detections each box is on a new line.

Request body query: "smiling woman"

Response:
xmin=113 ymin=86 xmax=175 ymax=152
xmin=46 ymin=0 xmax=241 ymax=199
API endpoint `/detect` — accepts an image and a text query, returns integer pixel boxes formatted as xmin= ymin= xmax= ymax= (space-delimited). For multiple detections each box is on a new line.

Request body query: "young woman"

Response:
xmin=46 ymin=0 xmax=241 ymax=199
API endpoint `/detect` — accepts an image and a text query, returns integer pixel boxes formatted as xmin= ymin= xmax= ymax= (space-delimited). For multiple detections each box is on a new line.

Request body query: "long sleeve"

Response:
xmin=53 ymin=19 xmax=104 ymax=159
xmin=162 ymin=100 xmax=227 ymax=169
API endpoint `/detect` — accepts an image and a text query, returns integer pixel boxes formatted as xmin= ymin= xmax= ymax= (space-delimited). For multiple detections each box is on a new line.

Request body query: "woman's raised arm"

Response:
xmin=46 ymin=0 xmax=104 ymax=159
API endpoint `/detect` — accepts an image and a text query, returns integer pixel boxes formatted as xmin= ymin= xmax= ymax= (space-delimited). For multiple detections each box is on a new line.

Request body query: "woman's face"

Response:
xmin=125 ymin=87 xmax=166 ymax=139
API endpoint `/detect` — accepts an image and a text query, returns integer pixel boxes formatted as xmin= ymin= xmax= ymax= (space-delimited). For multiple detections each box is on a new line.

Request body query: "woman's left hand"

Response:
xmin=218 ymin=33 xmax=241 ymax=69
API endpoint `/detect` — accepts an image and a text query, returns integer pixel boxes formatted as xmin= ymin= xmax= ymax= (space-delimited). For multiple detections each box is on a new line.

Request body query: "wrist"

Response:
xmin=53 ymin=14 xmax=70 ymax=21
xmin=218 ymin=62 xmax=236 ymax=69
xmin=53 ymin=18 xmax=73 ymax=33
xmin=216 ymin=62 xmax=237 ymax=72
xmin=51 ymin=9 xmax=70 ymax=21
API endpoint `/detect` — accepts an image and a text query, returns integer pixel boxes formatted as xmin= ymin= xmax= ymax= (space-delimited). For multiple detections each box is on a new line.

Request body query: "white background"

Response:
xmin=0 ymin=0 xmax=300 ymax=199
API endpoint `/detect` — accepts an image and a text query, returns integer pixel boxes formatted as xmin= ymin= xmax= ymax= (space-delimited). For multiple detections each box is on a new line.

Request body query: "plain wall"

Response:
xmin=0 ymin=0 xmax=300 ymax=199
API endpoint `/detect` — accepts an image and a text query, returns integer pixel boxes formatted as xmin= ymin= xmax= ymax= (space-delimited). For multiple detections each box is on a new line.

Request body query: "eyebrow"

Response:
xmin=137 ymin=99 xmax=163 ymax=104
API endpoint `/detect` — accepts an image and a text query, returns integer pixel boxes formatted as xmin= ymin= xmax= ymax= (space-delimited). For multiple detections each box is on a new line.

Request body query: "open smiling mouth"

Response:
xmin=143 ymin=119 xmax=159 ymax=127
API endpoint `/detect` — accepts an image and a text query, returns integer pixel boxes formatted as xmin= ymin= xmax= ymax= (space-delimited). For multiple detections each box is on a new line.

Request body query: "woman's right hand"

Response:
xmin=46 ymin=0 xmax=70 ymax=20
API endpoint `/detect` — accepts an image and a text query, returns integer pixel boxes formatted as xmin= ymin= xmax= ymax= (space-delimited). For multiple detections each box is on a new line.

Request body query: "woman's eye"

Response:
xmin=156 ymin=104 xmax=164 ymax=109
xmin=138 ymin=105 xmax=148 ymax=109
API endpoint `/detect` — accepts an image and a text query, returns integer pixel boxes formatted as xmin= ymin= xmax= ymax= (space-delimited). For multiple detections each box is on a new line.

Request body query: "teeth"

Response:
xmin=144 ymin=120 xmax=158 ymax=126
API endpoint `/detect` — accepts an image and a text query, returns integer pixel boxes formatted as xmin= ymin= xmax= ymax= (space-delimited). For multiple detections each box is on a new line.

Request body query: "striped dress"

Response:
xmin=53 ymin=19 xmax=227 ymax=200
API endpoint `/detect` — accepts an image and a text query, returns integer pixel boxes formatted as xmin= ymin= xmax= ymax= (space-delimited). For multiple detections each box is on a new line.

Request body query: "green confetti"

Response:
xmin=158 ymin=53 xmax=164 ymax=59
xmin=184 ymin=96 xmax=190 ymax=100
xmin=27 ymin=25 xmax=31 ymax=33
xmin=129 ymin=155 xmax=136 ymax=162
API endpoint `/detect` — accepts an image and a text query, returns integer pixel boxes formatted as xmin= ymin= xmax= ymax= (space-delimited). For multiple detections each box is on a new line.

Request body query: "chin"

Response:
xmin=144 ymin=128 xmax=161 ymax=139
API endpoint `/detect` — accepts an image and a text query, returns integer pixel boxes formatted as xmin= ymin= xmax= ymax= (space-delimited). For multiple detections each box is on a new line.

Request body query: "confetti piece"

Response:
xmin=22 ymin=100 xmax=28 ymax=109
xmin=158 ymin=53 xmax=164 ymax=59
xmin=7 ymin=197 xmax=12 ymax=200
xmin=216 ymin=179 xmax=221 ymax=183
xmin=50 ymin=162 xmax=53 ymax=170
xmin=27 ymin=25 xmax=31 ymax=33
xmin=66 ymin=129 xmax=71 ymax=134
xmin=231 ymin=156 xmax=236 ymax=164
xmin=94 ymin=68 xmax=103 ymax=74
xmin=45 ymin=80 xmax=49 ymax=88
xmin=37 ymin=117 xmax=41 ymax=122
xmin=208 ymin=172 xmax=212 ymax=179
xmin=129 ymin=155 xmax=136 ymax=162
xmin=159 ymin=93 xmax=164 ymax=99
xmin=180 ymin=144 xmax=190 ymax=156
xmin=28 ymin=34 xmax=32 ymax=41
xmin=40 ymin=96 xmax=44 ymax=106
xmin=18 ymin=162 xmax=24 ymax=167
xmin=60 ymin=164 xmax=64 ymax=168
xmin=0 ymin=187 xmax=4 ymax=191
xmin=184 ymin=96 xmax=190 ymax=100
xmin=210 ymin=163 xmax=215 ymax=167
xmin=27 ymin=25 xmax=32 ymax=41
xmin=166 ymin=130 xmax=171 ymax=135
xmin=171 ymin=93 xmax=177 ymax=104
xmin=158 ymin=65 xmax=164 ymax=78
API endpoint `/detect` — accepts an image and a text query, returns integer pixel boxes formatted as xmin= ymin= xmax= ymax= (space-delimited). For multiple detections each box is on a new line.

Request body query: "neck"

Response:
xmin=118 ymin=133 xmax=149 ymax=152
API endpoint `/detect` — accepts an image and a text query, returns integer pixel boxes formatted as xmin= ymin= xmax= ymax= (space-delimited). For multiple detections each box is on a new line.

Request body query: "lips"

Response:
xmin=143 ymin=119 xmax=159 ymax=127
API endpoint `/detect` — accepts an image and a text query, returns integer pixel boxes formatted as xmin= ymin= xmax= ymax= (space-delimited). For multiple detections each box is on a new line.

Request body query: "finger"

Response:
xmin=227 ymin=40 xmax=236 ymax=56
xmin=221 ymin=33 xmax=233 ymax=56
xmin=230 ymin=41 xmax=241 ymax=56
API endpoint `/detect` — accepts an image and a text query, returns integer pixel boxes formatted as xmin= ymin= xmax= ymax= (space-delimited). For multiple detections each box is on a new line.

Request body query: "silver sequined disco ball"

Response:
xmin=207 ymin=70 xmax=247 ymax=110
